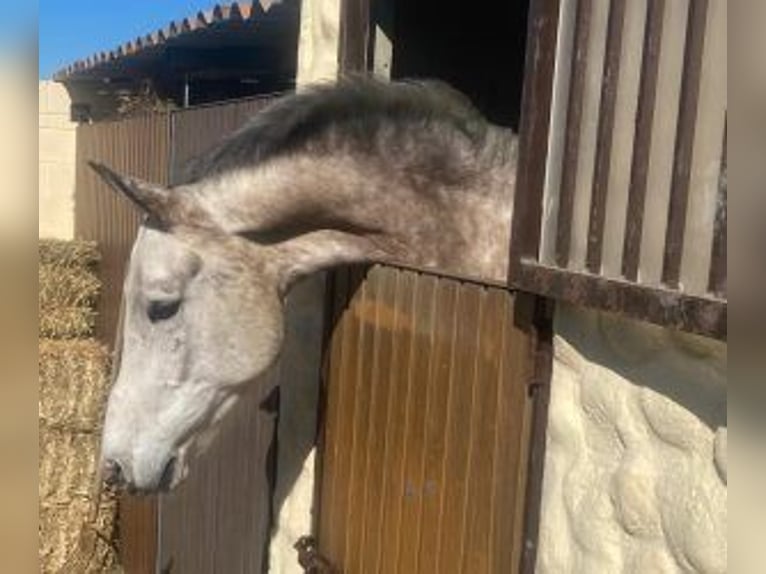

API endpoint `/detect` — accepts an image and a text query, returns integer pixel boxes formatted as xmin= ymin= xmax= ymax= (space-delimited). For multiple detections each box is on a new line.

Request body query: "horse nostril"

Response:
xmin=103 ymin=459 xmax=124 ymax=488
xmin=158 ymin=456 xmax=177 ymax=491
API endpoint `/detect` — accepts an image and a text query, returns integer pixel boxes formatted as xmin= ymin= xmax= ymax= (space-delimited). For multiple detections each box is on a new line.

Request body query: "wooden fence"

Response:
xmin=316 ymin=265 xmax=542 ymax=573
xmin=511 ymin=0 xmax=727 ymax=339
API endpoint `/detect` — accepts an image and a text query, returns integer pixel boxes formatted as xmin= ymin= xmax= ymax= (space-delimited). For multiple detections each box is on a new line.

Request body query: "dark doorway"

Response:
xmin=370 ymin=0 xmax=529 ymax=129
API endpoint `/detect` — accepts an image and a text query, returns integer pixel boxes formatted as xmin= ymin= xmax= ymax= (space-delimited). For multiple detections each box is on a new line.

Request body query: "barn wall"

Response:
xmin=39 ymin=81 xmax=76 ymax=240
xmin=537 ymin=304 xmax=727 ymax=573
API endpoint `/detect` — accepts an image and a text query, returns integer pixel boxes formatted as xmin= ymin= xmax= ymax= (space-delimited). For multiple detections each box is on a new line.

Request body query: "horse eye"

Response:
xmin=147 ymin=299 xmax=181 ymax=323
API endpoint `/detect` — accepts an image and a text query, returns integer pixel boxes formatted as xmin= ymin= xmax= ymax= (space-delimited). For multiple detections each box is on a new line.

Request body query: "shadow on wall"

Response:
xmin=555 ymin=303 xmax=726 ymax=430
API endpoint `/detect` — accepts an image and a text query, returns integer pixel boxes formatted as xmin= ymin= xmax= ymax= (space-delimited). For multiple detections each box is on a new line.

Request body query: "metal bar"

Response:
xmin=339 ymin=0 xmax=371 ymax=74
xmin=508 ymin=0 xmax=562 ymax=281
xmin=622 ymin=0 xmax=665 ymax=281
xmin=661 ymin=0 xmax=709 ymax=288
xmin=517 ymin=259 xmax=726 ymax=340
xmin=519 ymin=294 xmax=554 ymax=574
xmin=586 ymin=0 xmax=627 ymax=273
xmin=708 ymin=120 xmax=727 ymax=296
xmin=555 ymin=0 xmax=592 ymax=268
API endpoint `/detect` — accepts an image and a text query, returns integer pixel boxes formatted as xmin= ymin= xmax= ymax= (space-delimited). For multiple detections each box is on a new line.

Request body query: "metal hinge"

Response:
xmin=294 ymin=536 xmax=339 ymax=574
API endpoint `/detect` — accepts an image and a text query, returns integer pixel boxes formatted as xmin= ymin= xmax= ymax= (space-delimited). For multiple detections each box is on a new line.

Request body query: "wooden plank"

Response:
xmin=415 ymin=280 xmax=460 ymax=574
xmin=345 ymin=266 xmax=386 ymax=573
xmin=325 ymin=267 xmax=366 ymax=565
xmin=661 ymin=0 xmax=709 ymax=287
xmin=343 ymin=267 xmax=379 ymax=572
xmin=357 ymin=267 xmax=399 ymax=572
xmin=585 ymin=0 xmax=627 ymax=273
xmin=434 ymin=285 xmax=483 ymax=574
xmin=461 ymin=288 xmax=506 ymax=573
xmin=708 ymin=122 xmax=727 ymax=296
xmin=376 ymin=270 xmax=417 ymax=574
xmin=516 ymin=260 xmax=726 ymax=339
xmin=622 ymin=0 xmax=666 ymax=281
xmin=508 ymin=0 xmax=561 ymax=276
xmin=394 ymin=274 xmax=438 ymax=573
xmin=556 ymin=0 xmax=592 ymax=268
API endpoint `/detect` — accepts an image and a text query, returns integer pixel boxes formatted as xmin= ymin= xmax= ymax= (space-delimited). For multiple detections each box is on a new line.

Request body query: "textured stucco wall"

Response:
xmin=39 ymin=81 xmax=76 ymax=240
xmin=537 ymin=304 xmax=727 ymax=573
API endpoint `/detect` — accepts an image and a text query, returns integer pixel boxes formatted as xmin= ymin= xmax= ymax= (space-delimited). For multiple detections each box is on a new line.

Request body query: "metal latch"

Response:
xmin=294 ymin=536 xmax=338 ymax=573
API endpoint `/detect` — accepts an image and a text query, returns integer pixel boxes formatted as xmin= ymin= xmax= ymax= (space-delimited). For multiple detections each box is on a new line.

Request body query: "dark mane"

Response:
xmin=179 ymin=77 xmax=490 ymax=185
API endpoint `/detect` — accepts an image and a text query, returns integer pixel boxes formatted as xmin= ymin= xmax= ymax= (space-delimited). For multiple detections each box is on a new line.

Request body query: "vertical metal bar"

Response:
xmin=707 ymin=120 xmax=727 ymax=296
xmin=661 ymin=0 xmax=709 ymax=288
xmin=555 ymin=0 xmax=592 ymax=268
xmin=622 ymin=0 xmax=665 ymax=281
xmin=508 ymin=0 xmax=562 ymax=281
xmin=519 ymin=295 xmax=554 ymax=574
xmin=586 ymin=0 xmax=626 ymax=273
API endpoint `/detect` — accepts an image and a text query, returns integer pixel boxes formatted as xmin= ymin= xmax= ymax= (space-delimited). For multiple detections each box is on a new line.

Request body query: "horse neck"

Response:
xmin=193 ymin=143 xmax=515 ymax=281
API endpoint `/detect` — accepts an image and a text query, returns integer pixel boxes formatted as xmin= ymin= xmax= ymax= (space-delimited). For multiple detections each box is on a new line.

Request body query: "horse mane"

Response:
xmin=179 ymin=76 xmax=490 ymax=185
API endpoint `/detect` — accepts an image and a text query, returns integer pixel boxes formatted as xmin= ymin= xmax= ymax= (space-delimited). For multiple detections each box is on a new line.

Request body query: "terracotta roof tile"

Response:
xmin=54 ymin=2 xmax=280 ymax=80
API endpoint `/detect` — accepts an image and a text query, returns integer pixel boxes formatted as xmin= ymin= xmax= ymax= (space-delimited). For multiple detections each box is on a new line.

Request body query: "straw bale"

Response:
xmin=39 ymin=453 xmax=120 ymax=573
xmin=39 ymin=306 xmax=97 ymax=339
xmin=39 ymin=339 xmax=110 ymax=430
xmin=39 ymin=239 xmax=100 ymax=269
xmin=39 ymin=264 xmax=101 ymax=310
xmin=39 ymin=424 xmax=120 ymax=572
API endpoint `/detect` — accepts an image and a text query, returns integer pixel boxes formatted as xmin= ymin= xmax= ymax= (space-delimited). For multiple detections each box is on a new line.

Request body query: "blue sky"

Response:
xmin=39 ymin=1 xmax=215 ymax=78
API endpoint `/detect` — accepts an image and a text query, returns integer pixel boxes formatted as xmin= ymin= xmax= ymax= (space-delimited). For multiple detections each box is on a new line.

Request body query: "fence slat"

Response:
xmin=661 ymin=0 xmax=709 ymax=288
xmin=622 ymin=0 xmax=665 ymax=281
xmin=555 ymin=0 xmax=592 ymax=268
xmin=508 ymin=0 xmax=561 ymax=273
xmin=586 ymin=0 xmax=627 ymax=273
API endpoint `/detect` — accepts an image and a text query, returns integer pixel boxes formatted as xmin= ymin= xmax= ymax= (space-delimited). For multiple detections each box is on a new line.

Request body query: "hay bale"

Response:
xmin=39 ymin=306 xmax=97 ymax=339
xmin=39 ymin=264 xmax=101 ymax=310
xmin=39 ymin=339 xmax=110 ymax=433
xmin=38 ymin=240 xmax=121 ymax=572
xmin=39 ymin=239 xmax=100 ymax=269
xmin=39 ymin=428 xmax=120 ymax=574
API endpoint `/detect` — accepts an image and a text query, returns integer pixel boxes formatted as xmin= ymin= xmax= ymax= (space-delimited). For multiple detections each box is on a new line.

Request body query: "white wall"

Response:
xmin=39 ymin=81 xmax=76 ymax=239
xmin=537 ymin=304 xmax=727 ymax=573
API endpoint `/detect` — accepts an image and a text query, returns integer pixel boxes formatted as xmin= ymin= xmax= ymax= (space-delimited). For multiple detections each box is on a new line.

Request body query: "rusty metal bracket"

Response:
xmin=294 ymin=536 xmax=338 ymax=574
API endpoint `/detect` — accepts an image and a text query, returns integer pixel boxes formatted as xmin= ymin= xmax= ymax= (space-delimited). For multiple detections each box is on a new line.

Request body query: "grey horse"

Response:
xmin=91 ymin=78 xmax=518 ymax=492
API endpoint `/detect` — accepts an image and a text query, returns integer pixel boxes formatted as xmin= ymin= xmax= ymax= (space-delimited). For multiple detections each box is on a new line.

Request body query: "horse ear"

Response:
xmin=88 ymin=161 xmax=176 ymax=226
xmin=272 ymin=230 xmax=387 ymax=292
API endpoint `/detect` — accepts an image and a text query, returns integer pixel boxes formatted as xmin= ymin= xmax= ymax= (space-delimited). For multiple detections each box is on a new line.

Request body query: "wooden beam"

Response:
xmin=516 ymin=259 xmax=726 ymax=340
xmin=508 ymin=0 xmax=562 ymax=281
